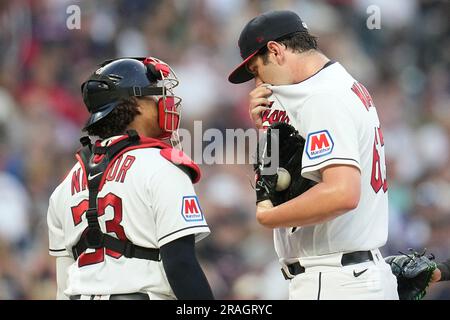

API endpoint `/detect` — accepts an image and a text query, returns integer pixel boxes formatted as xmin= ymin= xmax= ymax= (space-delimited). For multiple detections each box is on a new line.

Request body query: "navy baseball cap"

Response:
xmin=228 ymin=10 xmax=308 ymax=84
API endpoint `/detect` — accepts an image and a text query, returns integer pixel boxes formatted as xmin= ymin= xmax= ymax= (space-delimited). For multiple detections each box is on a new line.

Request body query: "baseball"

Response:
xmin=276 ymin=167 xmax=291 ymax=191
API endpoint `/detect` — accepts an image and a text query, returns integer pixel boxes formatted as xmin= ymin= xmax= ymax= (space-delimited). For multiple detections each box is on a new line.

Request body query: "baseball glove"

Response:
xmin=254 ymin=122 xmax=316 ymax=206
xmin=385 ymin=248 xmax=437 ymax=300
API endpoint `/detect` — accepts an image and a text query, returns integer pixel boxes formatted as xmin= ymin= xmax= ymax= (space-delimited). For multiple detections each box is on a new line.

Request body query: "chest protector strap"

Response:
xmin=72 ymin=130 xmax=162 ymax=261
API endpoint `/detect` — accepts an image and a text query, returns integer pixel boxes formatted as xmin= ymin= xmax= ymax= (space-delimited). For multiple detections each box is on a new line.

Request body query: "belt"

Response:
xmin=281 ymin=250 xmax=374 ymax=280
xmin=70 ymin=293 xmax=149 ymax=300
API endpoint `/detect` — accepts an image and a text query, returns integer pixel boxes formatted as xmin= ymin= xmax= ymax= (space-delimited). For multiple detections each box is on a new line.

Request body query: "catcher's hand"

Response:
xmin=385 ymin=248 xmax=437 ymax=300
xmin=254 ymin=122 xmax=316 ymax=206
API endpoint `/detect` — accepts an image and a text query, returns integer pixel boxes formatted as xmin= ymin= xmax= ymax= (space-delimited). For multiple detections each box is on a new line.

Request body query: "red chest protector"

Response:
xmin=72 ymin=130 xmax=201 ymax=261
xmin=76 ymin=131 xmax=200 ymax=189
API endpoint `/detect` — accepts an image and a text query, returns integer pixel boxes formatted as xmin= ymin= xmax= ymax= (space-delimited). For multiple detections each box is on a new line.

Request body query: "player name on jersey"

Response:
xmin=71 ymin=155 xmax=136 ymax=195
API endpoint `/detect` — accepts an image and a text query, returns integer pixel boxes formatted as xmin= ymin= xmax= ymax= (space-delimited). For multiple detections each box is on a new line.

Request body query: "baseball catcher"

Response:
xmin=47 ymin=57 xmax=214 ymax=300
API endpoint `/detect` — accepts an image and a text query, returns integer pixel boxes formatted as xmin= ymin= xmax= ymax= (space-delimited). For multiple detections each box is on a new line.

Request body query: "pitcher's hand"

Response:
xmin=249 ymin=85 xmax=272 ymax=129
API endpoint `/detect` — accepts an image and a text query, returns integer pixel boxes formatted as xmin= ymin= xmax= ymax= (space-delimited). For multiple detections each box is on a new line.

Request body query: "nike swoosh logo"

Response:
xmin=88 ymin=172 xmax=103 ymax=180
xmin=353 ymin=268 xmax=368 ymax=278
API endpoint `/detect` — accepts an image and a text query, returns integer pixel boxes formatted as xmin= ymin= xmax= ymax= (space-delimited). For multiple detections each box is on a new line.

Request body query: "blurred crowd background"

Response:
xmin=0 ymin=0 xmax=449 ymax=300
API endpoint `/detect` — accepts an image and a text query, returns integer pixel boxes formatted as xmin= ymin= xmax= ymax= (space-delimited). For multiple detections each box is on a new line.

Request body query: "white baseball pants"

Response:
xmin=287 ymin=249 xmax=399 ymax=300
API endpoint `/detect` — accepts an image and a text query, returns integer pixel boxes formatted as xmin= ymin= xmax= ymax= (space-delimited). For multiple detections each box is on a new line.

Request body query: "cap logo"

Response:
xmin=256 ymin=36 xmax=265 ymax=43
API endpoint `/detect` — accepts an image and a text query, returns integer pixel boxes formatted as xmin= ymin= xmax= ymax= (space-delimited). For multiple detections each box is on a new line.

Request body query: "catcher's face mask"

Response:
xmin=141 ymin=57 xmax=182 ymax=144
xmin=81 ymin=56 xmax=183 ymax=148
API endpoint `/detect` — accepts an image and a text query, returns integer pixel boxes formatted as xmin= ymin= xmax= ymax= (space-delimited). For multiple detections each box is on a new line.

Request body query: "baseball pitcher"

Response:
xmin=229 ymin=10 xmax=398 ymax=299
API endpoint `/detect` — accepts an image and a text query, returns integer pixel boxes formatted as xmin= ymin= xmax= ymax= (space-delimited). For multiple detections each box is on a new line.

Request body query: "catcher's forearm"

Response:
xmin=437 ymin=260 xmax=450 ymax=282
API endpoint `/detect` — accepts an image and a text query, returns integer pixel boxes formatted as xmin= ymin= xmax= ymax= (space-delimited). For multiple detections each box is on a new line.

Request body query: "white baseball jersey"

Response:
xmin=47 ymin=137 xmax=210 ymax=299
xmin=266 ymin=62 xmax=389 ymax=263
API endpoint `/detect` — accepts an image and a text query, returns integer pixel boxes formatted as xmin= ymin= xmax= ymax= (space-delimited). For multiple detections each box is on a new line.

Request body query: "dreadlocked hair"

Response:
xmin=86 ymin=97 xmax=141 ymax=139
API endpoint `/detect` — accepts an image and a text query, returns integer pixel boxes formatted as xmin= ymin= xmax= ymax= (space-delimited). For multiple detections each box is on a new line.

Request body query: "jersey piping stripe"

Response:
xmin=317 ymin=272 xmax=322 ymax=300
xmin=302 ymin=157 xmax=359 ymax=171
xmin=158 ymin=225 xmax=209 ymax=242
xmin=49 ymin=248 xmax=67 ymax=252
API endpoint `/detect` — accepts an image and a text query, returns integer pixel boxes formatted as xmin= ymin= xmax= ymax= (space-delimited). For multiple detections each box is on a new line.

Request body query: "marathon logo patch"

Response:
xmin=181 ymin=196 xmax=204 ymax=222
xmin=306 ymin=130 xmax=334 ymax=159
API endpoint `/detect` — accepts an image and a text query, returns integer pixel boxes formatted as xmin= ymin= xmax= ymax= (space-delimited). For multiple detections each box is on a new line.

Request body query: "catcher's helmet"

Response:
xmin=81 ymin=57 xmax=181 ymax=139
